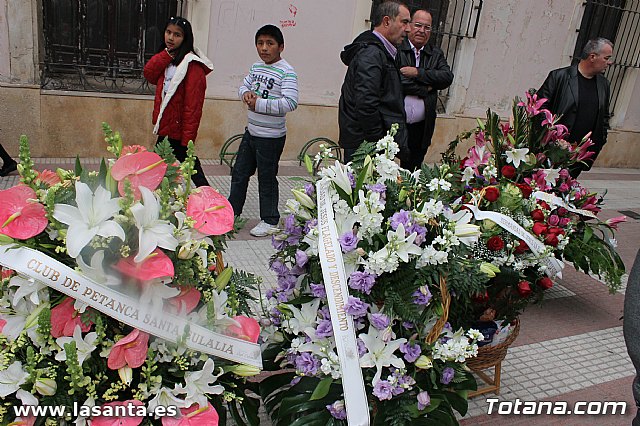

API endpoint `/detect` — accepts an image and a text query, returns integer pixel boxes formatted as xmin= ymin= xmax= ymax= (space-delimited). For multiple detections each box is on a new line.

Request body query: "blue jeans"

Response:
xmin=228 ymin=130 xmax=285 ymax=225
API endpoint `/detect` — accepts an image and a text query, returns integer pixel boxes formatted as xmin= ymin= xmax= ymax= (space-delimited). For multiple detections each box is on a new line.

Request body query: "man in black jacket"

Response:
xmin=396 ymin=9 xmax=453 ymax=171
xmin=338 ymin=1 xmax=410 ymax=163
xmin=537 ymin=38 xmax=613 ymax=178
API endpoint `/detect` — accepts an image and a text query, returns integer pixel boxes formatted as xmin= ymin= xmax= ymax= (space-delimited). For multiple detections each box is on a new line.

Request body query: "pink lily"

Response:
xmin=579 ymin=195 xmax=601 ymax=215
xmin=0 ymin=186 xmax=48 ymax=240
xmin=524 ymin=170 xmax=551 ymax=191
xmin=90 ymin=400 xmax=144 ymax=426
xmin=8 ymin=415 xmax=36 ymax=426
xmin=107 ymin=329 xmax=150 ymax=370
xmin=605 ymin=216 xmax=627 ymax=230
xmin=572 ymin=136 xmax=596 ymax=162
xmin=115 ymin=248 xmax=174 ymax=282
xmin=0 ymin=318 xmax=6 ymax=334
xmin=226 ymin=316 xmax=261 ymax=343
xmin=162 ymin=403 xmax=219 ymax=426
xmin=518 ymin=92 xmax=547 ymax=116
xmin=50 ymin=297 xmax=93 ymax=338
xmin=462 ymin=144 xmax=491 ymax=173
xmin=121 ymin=145 xmax=148 ymax=155
xmin=36 ymin=169 xmax=62 ymax=187
xmin=110 ymin=151 xmax=167 ymax=200
xmin=186 ymin=186 xmax=235 ymax=235
xmin=167 ymin=286 xmax=201 ymax=314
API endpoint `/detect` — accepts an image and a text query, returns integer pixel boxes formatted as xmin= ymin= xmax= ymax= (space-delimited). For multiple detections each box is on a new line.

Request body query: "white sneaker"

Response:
xmin=250 ymin=220 xmax=278 ymax=237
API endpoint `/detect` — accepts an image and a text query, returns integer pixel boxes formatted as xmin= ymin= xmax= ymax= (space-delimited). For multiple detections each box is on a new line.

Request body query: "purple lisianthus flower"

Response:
xmin=319 ymin=306 xmax=331 ymax=319
xmin=276 ymin=292 xmax=290 ymax=303
xmin=417 ymin=390 xmax=431 ymax=410
xmin=310 ymin=283 xmax=327 ymax=298
xmin=348 ymin=271 xmax=377 ymax=294
xmin=304 ymin=218 xmax=318 ymax=234
xmin=315 ymin=319 xmax=333 ymax=338
xmin=304 ymin=182 xmax=315 ymax=197
xmin=270 ymin=259 xmax=289 ymax=275
xmin=265 ymin=289 xmax=275 ymax=300
xmin=339 ymin=231 xmax=359 ymax=252
xmin=295 ymin=352 xmax=321 ymax=376
xmin=326 ymin=400 xmax=347 ymax=420
xmin=400 ymin=342 xmax=422 ymax=363
xmin=270 ymin=307 xmax=282 ymax=326
xmin=357 ymin=338 xmax=367 ymax=357
xmin=372 ymin=380 xmax=394 ymax=400
xmin=290 ymin=376 xmax=301 ymax=386
xmin=295 ymin=249 xmax=308 ymax=267
xmin=271 ymin=234 xmax=286 ymax=250
xmin=402 ymin=321 xmax=415 ymax=330
xmin=344 ymin=296 xmax=369 ymax=318
xmin=390 ymin=209 xmax=411 ymax=231
xmin=277 ymin=274 xmax=297 ymax=292
xmin=412 ymin=286 xmax=432 ymax=306
xmin=407 ymin=223 xmax=427 ymax=246
xmin=370 ymin=313 xmax=390 ymax=330
xmin=366 ymin=183 xmax=387 ymax=200
xmin=348 ymin=172 xmax=356 ymax=188
xmin=441 ymin=367 xmax=455 ymax=385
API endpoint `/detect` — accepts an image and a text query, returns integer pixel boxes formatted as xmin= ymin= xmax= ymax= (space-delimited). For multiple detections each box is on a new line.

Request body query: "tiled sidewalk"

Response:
xmin=2 ymin=159 xmax=639 ymax=424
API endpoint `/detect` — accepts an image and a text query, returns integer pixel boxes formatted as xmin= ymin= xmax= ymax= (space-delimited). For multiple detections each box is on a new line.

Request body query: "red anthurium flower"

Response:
xmin=50 ymin=297 xmax=93 ymax=338
xmin=537 ymin=277 xmax=554 ymax=290
xmin=486 ymin=236 xmax=504 ymax=251
xmin=91 ymin=400 xmax=144 ymax=426
xmin=162 ymin=403 xmax=219 ymax=426
xmin=107 ymin=329 xmax=150 ymax=370
xmin=0 ymin=186 xmax=48 ymax=240
xmin=36 ymin=169 xmax=62 ymax=187
xmin=110 ymin=151 xmax=167 ymax=200
xmin=167 ymin=286 xmax=201 ymax=314
xmin=187 ymin=186 xmax=235 ymax=235
xmin=115 ymin=249 xmax=174 ymax=282
xmin=484 ymin=186 xmax=500 ymax=202
xmin=226 ymin=316 xmax=261 ymax=343
xmin=517 ymin=281 xmax=532 ymax=298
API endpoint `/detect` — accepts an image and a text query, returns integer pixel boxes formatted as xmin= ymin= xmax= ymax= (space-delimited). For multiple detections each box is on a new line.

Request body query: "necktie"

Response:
xmin=415 ymin=48 xmax=421 ymax=67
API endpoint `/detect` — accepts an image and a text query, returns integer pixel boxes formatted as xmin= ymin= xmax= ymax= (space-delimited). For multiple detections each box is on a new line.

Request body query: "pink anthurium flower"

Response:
xmin=0 ymin=318 xmax=6 ymax=334
xmin=50 ymin=297 xmax=93 ymax=338
xmin=161 ymin=403 xmax=219 ymax=426
xmin=0 ymin=186 xmax=48 ymax=240
xmin=187 ymin=187 xmax=235 ymax=235
xmin=1 ymin=267 xmax=13 ymax=280
xmin=167 ymin=286 xmax=201 ymax=315
xmin=110 ymin=151 xmax=167 ymax=199
xmin=226 ymin=316 xmax=261 ymax=343
xmin=107 ymin=329 xmax=150 ymax=370
xmin=115 ymin=249 xmax=174 ymax=282
xmin=91 ymin=400 xmax=144 ymax=426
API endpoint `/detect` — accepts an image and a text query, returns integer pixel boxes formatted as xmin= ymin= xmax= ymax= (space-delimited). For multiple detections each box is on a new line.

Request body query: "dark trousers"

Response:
xmin=228 ymin=130 xmax=285 ymax=225
xmin=0 ymin=143 xmax=14 ymax=165
xmin=156 ymin=136 xmax=208 ymax=187
xmin=624 ymin=250 xmax=640 ymax=426
xmin=343 ymin=147 xmax=357 ymax=164
xmin=400 ymin=120 xmax=429 ymax=171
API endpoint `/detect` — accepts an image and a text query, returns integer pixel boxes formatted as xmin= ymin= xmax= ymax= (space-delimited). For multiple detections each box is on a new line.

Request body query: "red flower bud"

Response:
xmin=501 ymin=165 xmax=516 ymax=179
xmin=537 ymin=277 xmax=554 ymax=290
xmin=472 ymin=291 xmax=490 ymax=304
xmin=486 ymin=235 xmax=505 ymax=251
xmin=514 ymin=239 xmax=529 ymax=254
xmin=484 ymin=186 xmax=500 ymax=202
xmin=517 ymin=281 xmax=532 ymax=297
xmin=532 ymin=222 xmax=547 ymax=236
xmin=531 ymin=209 xmax=545 ymax=222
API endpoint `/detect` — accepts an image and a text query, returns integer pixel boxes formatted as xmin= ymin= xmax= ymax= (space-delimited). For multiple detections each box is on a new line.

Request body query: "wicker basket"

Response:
xmin=425 ymin=276 xmax=451 ymax=345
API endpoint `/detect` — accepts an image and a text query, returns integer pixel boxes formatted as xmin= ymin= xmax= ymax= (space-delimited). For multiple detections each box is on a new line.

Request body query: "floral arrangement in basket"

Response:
xmin=258 ymin=126 xmax=492 ymax=425
xmin=0 ymin=126 xmax=263 ymax=426
xmin=443 ymin=91 xmax=625 ymax=330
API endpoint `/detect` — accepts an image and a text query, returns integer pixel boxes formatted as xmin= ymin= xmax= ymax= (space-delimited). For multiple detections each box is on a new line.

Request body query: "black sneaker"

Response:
xmin=0 ymin=161 xmax=17 ymax=177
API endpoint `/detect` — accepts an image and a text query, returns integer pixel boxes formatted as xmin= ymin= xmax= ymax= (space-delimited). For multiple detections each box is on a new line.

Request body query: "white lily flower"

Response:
xmin=9 ymin=275 xmax=47 ymax=306
xmin=131 ymin=186 xmax=178 ymax=262
xmin=77 ymin=250 xmax=121 ymax=287
xmin=55 ymin=325 xmax=98 ymax=365
xmin=0 ymin=361 xmax=29 ymax=397
xmin=53 ymin=182 xmax=125 ymax=259
xmin=285 ymin=299 xmax=320 ymax=336
xmin=140 ymin=279 xmax=180 ymax=311
xmin=174 ymin=358 xmax=224 ymax=408
xmin=16 ymin=388 xmax=39 ymax=406
xmin=74 ymin=396 xmax=95 ymax=426
xmin=147 ymin=386 xmax=189 ymax=416
xmin=0 ymin=300 xmax=31 ymax=341
xmin=358 ymin=327 xmax=407 ymax=385
xmin=541 ymin=168 xmax=561 ymax=187
xmin=505 ymin=147 xmax=529 ymax=168
xmin=386 ymin=223 xmax=422 ymax=262
xmin=447 ymin=210 xmax=481 ymax=246
xmin=461 ymin=166 xmax=475 ymax=184
xmin=318 ymin=161 xmax=352 ymax=195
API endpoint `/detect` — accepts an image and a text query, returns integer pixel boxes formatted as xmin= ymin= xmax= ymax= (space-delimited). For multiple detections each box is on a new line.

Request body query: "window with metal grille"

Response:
xmin=41 ymin=0 xmax=183 ymax=94
xmin=573 ymin=0 xmax=640 ymax=115
xmin=370 ymin=0 xmax=483 ymax=112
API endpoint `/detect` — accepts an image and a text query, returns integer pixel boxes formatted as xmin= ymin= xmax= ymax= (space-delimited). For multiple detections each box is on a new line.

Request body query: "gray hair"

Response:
xmin=581 ymin=37 xmax=613 ymax=59
xmin=372 ymin=1 xmax=408 ymax=27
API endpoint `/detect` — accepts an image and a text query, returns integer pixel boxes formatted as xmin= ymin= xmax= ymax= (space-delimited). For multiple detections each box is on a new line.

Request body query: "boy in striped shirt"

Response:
xmin=229 ymin=24 xmax=299 ymax=237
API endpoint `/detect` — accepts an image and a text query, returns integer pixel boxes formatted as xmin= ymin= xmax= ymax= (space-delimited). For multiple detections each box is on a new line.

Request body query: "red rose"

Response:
xmin=544 ymin=233 xmax=559 ymax=247
xmin=487 ymin=235 xmax=505 ymax=251
xmin=516 ymin=183 xmax=533 ymax=198
xmin=547 ymin=226 xmax=565 ymax=236
xmin=532 ymin=222 xmax=547 ymax=236
xmin=557 ymin=207 xmax=568 ymax=216
xmin=530 ymin=209 xmax=545 ymax=222
xmin=501 ymin=165 xmax=516 ymax=179
xmin=539 ymin=201 xmax=551 ymax=210
xmin=514 ymin=239 xmax=529 ymax=254
xmin=484 ymin=186 xmax=500 ymax=202
xmin=537 ymin=277 xmax=554 ymax=290
xmin=517 ymin=281 xmax=532 ymax=298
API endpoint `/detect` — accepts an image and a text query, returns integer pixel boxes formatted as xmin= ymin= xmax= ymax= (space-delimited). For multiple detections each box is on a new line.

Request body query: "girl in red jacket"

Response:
xmin=143 ymin=16 xmax=213 ymax=187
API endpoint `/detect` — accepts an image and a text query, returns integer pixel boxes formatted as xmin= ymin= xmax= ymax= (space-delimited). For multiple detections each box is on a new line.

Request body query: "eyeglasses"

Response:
xmin=412 ymin=22 xmax=432 ymax=32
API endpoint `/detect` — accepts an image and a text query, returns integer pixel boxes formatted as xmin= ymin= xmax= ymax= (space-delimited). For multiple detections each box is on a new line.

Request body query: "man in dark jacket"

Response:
xmin=338 ymin=1 xmax=410 ymax=163
xmin=396 ymin=9 xmax=453 ymax=171
xmin=625 ymin=249 xmax=640 ymax=426
xmin=537 ymin=38 xmax=613 ymax=178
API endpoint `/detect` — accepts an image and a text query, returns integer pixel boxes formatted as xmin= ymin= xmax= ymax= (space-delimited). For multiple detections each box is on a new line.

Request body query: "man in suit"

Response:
xmin=537 ymin=38 xmax=613 ymax=178
xmin=396 ymin=9 xmax=453 ymax=171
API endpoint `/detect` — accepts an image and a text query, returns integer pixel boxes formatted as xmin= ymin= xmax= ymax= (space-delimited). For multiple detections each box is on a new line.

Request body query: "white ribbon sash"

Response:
xmin=0 ymin=245 xmax=262 ymax=368
xmin=464 ymin=204 xmax=564 ymax=278
xmin=316 ymin=181 xmax=370 ymax=426
xmin=532 ymin=191 xmax=597 ymax=219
